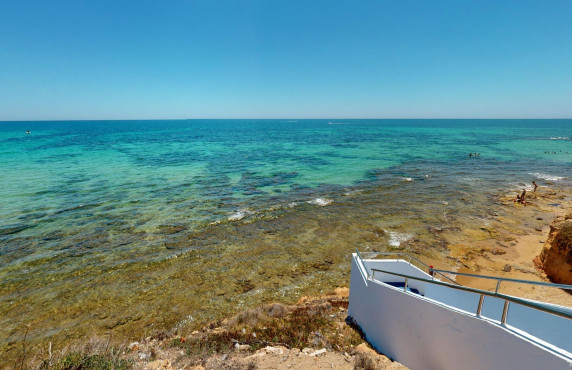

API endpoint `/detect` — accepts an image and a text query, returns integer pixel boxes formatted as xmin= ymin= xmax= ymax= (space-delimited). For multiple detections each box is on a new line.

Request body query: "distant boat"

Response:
xmin=25 ymin=130 xmax=31 ymax=134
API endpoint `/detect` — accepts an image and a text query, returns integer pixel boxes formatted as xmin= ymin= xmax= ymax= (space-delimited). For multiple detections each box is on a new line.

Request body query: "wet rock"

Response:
xmin=236 ymin=279 xmax=255 ymax=293
xmin=0 ymin=224 xmax=34 ymax=236
xmin=157 ymin=224 xmax=187 ymax=234
xmin=312 ymin=260 xmax=333 ymax=271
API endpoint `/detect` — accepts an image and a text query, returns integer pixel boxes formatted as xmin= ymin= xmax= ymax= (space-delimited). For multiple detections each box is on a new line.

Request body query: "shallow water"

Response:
xmin=0 ymin=119 xmax=571 ymax=357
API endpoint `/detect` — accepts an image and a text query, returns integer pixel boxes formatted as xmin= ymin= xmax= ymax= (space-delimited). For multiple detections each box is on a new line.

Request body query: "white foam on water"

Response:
xmin=402 ymin=177 xmax=413 ymax=182
xmin=529 ymin=172 xmax=565 ymax=181
xmin=548 ymin=137 xmax=570 ymax=140
xmin=387 ymin=231 xmax=413 ymax=247
xmin=228 ymin=208 xmax=255 ymax=221
xmin=307 ymin=198 xmax=332 ymax=206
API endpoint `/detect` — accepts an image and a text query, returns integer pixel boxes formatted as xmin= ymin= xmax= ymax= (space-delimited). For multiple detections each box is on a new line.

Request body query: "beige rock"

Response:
xmin=265 ymin=346 xmax=284 ymax=355
xmin=537 ymin=217 xmax=572 ymax=285
xmin=144 ymin=359 xmax=173 ymax=370
xmin=353 ymin=343 xmax=407 ymax=369
xmin=309 ymin=348 xmax=327 ymax=357
xmin=334 ymin=287 xmax=349 ymax=298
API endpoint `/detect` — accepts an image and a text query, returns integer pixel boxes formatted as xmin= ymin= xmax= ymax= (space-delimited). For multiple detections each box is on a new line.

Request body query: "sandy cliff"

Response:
xmin=536 ymin=214 xmax=572 ymax=285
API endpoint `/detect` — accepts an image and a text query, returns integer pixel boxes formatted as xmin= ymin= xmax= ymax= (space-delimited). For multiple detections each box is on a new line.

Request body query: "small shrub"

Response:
xmin=554 ymin=222 xmax=572 ymax=256
xmin=49 ymin=352 xmax=131 ymax=370
xmin=353 ymin=352 xmax=376 ymax=370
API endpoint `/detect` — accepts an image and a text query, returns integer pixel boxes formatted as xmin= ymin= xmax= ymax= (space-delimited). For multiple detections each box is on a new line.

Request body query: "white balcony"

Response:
xmin=348 ymin=252 xmax=572 ymax=370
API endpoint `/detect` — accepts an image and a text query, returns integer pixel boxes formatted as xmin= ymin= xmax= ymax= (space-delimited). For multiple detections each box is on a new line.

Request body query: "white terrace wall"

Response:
xmin=348 ymin=255 xmax=572 ymax=370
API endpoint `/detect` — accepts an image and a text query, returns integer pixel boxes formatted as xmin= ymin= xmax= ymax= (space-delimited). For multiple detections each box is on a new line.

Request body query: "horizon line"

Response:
xmin=2 ymin=117 xmax=572 ymax=122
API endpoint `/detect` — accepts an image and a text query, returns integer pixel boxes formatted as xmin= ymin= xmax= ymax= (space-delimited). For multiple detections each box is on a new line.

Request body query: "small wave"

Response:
xmin=528 ymin=172 xmax=565 ymax=181
xmin=458 ymin=177 xmax=480 ymax=184
xmin=386 ymin=231 xmax=413 ymax=247
xmin=328 ymin=122 xmax=353 ymax=125
xmin=508 ymin=183 xmax=534 ymax=193
xmin=228 ymin=208 xmax=255 ymax=221
xmin=307 ymin=198 xmax=332 ymax=206
xmin=401 ymin=177 xmax=413 ymax=182
xmin=548 ymin=137 xmax=570 ymax=140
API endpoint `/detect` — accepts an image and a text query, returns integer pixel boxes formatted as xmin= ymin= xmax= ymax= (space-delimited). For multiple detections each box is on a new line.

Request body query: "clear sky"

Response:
xmin=1 ymin=0 xmax=571 ymax=120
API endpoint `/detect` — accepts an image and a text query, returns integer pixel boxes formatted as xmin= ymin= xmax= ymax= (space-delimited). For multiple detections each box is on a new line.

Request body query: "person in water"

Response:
xmin=532 ymin=181 xmax=538 ymax=192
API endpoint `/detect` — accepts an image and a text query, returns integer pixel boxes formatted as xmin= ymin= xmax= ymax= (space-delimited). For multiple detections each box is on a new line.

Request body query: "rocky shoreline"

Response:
xmin=8 ymin=185 xmax=572 ymax=369
xmin=450 ymin=184 xmax=572 ymax=305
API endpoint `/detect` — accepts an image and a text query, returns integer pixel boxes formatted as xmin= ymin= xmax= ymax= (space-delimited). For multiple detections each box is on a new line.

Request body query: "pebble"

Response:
xmin=234 ymin=343 xmax=250 ymax=351
xmin=309 ymin=348 xmax=327 ymax=357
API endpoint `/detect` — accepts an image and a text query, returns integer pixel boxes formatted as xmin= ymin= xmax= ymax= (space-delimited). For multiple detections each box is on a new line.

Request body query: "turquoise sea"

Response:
xmin=0 ymin=119 xmax=571 ymax=357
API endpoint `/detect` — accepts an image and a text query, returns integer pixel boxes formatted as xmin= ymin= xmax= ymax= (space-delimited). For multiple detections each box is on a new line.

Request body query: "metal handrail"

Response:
xmin=430 ymin=267 xmax=572 ymax=293
xmin=354 ymin=248 xmax=369 ymax=280
xmin=369 ymin=268 xmax=572 ymax=324
xmin=359 ymin=251 xmax=460 ymax=285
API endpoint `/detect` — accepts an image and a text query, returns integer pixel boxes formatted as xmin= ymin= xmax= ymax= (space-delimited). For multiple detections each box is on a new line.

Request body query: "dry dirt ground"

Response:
xmin=125 ymin=288 xmax=408 ymax=370
xmin=140 ymin=343 xmax=407 ymax=370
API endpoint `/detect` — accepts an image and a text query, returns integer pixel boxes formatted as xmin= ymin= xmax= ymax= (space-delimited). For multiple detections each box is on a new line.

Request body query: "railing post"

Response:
xmin=404 ymin=278 xmax=408 ymax=292
xmin=476 ymin=294 xmax=485 ymax=317
xmin=495 ymin=280 xmax=501 ymax=294
xmin=371 ymin=270 xmax=375 ymax=281
xmin=501 ymin=301 xmax=510 ymax=326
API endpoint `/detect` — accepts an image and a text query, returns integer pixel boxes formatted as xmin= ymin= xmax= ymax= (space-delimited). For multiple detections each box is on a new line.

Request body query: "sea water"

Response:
xmin=0 ymin=119 xmax=571 ymax=354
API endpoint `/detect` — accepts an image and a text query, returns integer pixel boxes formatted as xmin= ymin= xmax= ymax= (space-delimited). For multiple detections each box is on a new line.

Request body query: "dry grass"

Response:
xmin=172 ymin=295 xmax=363 ymax=365
xmin=29 ymin=337 xmax=131 ymax=370
xmin=554 ymin=222 xmax=572 ymax=256
xmin=22 ymin=293 xmax=364 ymax=369
xmin=353 ymin=352 xmax=377 ymax=370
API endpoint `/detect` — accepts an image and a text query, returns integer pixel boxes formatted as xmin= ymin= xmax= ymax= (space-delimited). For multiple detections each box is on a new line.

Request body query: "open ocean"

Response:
xmin=1 ymin=119 xmax=571 ymax=354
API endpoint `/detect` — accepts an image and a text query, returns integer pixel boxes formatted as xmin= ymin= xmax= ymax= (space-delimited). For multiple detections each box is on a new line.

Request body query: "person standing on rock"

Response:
xmin=533 ymin=181 xmax=538 ymax=192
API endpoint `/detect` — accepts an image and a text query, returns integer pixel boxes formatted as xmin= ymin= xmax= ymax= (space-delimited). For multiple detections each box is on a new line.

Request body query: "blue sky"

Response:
xmin=1 ymin=0 xmax=571 ymax=120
